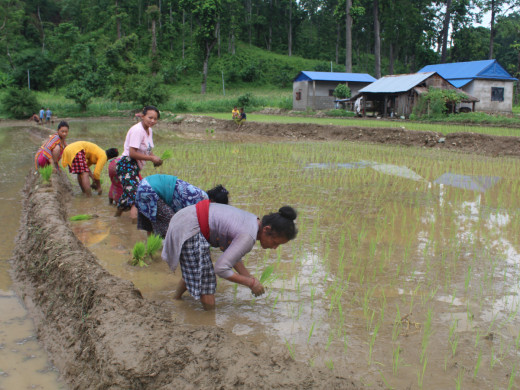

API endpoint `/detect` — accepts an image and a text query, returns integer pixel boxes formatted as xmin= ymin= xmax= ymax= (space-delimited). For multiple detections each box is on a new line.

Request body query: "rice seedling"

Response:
xmin=392 ymin=344 xmax=402 ymax=375
xmin=455 ymin=368 xmax=464 ymax=390
xmin=38 ymin=164 xmax=53 ymax=183
xmin=259 ymin=265 xmax=274 ymax=284
xmin=417 ymin=356 xmax=428 ymax=389
xmin=508 ymin=365 xmax=517 ymax=390
xmin=473 ymin=350 xmax=482 ymax=379
xmin=69 ymin=214 xmax=93 ymax=221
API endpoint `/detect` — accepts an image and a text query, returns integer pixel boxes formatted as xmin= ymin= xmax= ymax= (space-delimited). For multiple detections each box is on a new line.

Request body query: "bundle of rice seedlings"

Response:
xmin=160 ymin=150 xmax=173 ymax=160
xmin=146 ymin=234 xmax=163 ymax=259
xmin=38 ymin=165 xmax=53 ymax=183
xmin=131 ymin=241 xmax=147 ymax=267
xmin=69 ymin=214 xmax=93 ymax=221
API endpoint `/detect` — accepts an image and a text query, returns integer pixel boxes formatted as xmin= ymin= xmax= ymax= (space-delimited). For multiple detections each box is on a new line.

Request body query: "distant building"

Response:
xmin=351 ymin=72 xmax=478 ymax=118
xmin=292 ymin=71 xmax=376 ymax=111
xmin=418 ymin=60 xmax=517 ymax=114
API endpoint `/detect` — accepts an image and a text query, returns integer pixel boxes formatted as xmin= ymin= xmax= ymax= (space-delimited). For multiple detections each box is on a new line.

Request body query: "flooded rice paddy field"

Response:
xmin=3 ymin=118 xmax=520 ymax=389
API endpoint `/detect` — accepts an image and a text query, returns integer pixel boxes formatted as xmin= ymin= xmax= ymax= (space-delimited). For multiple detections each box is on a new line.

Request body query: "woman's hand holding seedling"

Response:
xmin=250 ymin=278 xmax=265 ymax=297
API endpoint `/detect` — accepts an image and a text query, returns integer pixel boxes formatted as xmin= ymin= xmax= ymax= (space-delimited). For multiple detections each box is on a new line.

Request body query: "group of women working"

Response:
xmin=34 ymin=106 xmax=298 ymax=310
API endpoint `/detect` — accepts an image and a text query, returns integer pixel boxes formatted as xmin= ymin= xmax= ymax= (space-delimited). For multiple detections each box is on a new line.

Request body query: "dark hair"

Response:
xmin=57 ymin=121 xmax=69 ymax=130
xmin=105 ymin=148 xmax=119 ymax=160
xmin=261 ymin=206 xmax=298 ymax=240
xmin=143 ymin=105 xmax=160 ymax=119
xmin=206 ymin=184 xmax=229 ymax=205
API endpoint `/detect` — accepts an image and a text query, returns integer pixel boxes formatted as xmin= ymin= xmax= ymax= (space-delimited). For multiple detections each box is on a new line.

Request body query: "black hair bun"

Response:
xmin=278 ymin=206 xmax=297 ymax=221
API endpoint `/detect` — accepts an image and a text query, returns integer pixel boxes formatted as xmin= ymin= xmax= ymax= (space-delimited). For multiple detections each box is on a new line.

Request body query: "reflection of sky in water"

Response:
xmin=434 ymin=173 xmax=500 ymax=192
xmin=304 ymin=160 xmax=424 ymax=181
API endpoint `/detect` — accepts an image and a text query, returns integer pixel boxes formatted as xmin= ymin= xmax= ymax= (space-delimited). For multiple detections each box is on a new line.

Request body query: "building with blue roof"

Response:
xmin=351 ymin=72 xmax=478 ymax=118
xmin=418 ymin=60 xmax=517 ymax=114
xmin=292 ymin=71 xmax=376 ymax=111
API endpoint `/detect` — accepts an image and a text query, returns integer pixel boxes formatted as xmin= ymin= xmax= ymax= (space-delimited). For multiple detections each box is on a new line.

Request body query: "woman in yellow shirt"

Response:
xmin=61 ymin=141 xmax=118 ymax=197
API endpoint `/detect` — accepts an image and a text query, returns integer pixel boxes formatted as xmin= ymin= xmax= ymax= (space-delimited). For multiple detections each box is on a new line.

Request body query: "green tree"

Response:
xmin=1 ymin=87 xmax=39 ymax=119
xmin=181 ymin=0 xmax=222 ymax=94
xmin=65 ymin=81 xmax=93 ymax=111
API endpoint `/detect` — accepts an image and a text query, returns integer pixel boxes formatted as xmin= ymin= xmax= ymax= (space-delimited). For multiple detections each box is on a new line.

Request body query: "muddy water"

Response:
xmin=0 ymin=124 xmax=65 ymax=389
xmin=5 ymin=118 xmax=520 ymax=389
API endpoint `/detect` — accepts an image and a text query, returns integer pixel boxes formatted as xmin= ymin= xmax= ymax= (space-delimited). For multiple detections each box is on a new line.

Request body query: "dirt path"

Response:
xmin=10 ymin=171 xmax=369 ymax=389
xmin=174 ymin=115 xmax=520 ymax=157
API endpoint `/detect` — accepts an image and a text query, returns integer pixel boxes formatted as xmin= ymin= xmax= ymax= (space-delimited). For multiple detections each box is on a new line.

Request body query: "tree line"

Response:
xmin=0 ymin=0 xmax=518 ymax=102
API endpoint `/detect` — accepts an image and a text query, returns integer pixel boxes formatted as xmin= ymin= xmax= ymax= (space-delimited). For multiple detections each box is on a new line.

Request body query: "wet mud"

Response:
xmin=10 ymin=170 xmax=366 ymax=389
xmin=175 ymin=115 xmax=520 ymax=157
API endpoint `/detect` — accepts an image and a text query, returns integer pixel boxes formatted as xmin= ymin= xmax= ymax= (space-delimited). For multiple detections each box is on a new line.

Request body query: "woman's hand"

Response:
xmin=150 ymin=155 xmax=162 ymax=166
xmin=250 ymin=278 xmax=265 ymax=297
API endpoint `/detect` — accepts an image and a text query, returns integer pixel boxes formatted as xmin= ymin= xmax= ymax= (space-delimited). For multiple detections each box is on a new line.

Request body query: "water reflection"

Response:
xmin=434 ymin=173 xmax=500 ymax=192
xmin=305 ymin=160 xmax=424 ymax=181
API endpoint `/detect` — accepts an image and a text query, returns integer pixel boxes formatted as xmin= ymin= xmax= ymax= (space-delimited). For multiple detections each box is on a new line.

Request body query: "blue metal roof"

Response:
xmin=359 ymin=72 xmax=436 ymax=93
xmin=294 ymin=71 xmax=376 ymax=83
xmin=418 ymin=60 xmax=517 ymax=83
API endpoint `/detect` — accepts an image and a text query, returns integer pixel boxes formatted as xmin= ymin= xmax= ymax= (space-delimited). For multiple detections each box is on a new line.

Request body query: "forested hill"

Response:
xmin=0 ymin=0 xmax=518 ymax=101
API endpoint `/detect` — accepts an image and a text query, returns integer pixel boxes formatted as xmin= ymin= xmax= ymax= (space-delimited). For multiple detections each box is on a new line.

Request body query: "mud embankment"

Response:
xmin=176 ymin=115 xmax=520 ymax=157
xmin=10 ymin=171 xmax=366 ymax=389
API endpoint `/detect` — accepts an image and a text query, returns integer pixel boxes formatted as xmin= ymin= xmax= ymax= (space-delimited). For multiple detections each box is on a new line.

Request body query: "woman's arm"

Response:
xmin=229 ymin=262 xmax=265 ymax=296
xmin=129 ymin=147 xmax=161 ymax=164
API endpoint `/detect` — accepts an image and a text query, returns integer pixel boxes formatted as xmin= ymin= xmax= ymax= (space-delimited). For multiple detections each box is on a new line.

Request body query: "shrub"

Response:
xmin=237 ymin=92 xmax=254 ymax=107
xmin=412 ymin=88 xmax=467 ymax=119
xmin=1 ymin=87 xmax=39 ymax=119
xmin=173 ymin=100 xmax=188 ymax=112
xmin=325 ymin=109 xmax=356 ymax=117
xmin=66 ymin=82 xmax=94 ymax=111
xmin=333 ymin=84 xmax=351 ymax=99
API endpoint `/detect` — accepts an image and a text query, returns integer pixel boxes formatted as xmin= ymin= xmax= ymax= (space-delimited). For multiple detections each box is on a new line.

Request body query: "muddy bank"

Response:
xmin=10 ymin=171 xmax=367 ymax=389
xmin=174 ymin=115 xmax=520 ymax=157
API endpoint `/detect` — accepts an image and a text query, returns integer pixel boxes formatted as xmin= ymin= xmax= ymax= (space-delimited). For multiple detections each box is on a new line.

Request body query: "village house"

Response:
xmin=418 ymin=59 xmax=517 ymax=114
xmin=292 ymin=71 xmax=376 ymax=111
xmin=351 ymin=72 xmax=478 ymax=118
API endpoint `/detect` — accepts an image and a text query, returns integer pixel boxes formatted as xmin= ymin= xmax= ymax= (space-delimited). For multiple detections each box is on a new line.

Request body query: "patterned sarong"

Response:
xmin=116 ymin=156 xmax=140 ymax=211
xmin=68 ymin=150 xmax=90 ymax=174
xmin=179 ymin=233 xmax=215 ymax=300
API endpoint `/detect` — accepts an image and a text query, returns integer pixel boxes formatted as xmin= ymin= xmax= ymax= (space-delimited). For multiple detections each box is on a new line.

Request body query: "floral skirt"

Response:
xmin=116 ymin=156 xmax=140 ymax=211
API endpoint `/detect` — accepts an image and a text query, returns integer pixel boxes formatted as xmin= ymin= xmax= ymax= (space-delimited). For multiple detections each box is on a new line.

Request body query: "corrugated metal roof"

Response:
xmin=448 ymin=78 xmax=472 ymax=88
xmin=359 ymin=72 xmax=436 ymax=93
xmin=293 ymin=71 xmax=377 ymax=83
xmin=418 ymin=60 xmax=517 ymax=82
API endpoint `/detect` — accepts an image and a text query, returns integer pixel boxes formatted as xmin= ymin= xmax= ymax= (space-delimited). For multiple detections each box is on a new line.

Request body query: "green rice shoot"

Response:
xmin=160 ymin=150 xmax=173 ymax=160
xmin=38 ymin=165 xmax=53 ymax=183
xmin=69 ymin=214 xmax=93 ymax=221
xmin=260 ymin=265 xmax=275 ymax=284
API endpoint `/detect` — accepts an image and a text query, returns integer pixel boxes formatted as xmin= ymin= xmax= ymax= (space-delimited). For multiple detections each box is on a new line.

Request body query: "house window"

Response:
xmin=491 ymin=87 xmax=504 ymax=102
xmin=329 ymin=90 xmax=334 ymax=96
xmin=295 ymin=92 xmax=301 ymax=101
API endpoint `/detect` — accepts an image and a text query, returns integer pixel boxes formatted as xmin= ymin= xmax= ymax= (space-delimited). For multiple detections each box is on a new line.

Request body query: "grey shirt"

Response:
xmin=161 ymin=203 xmax=259 ymax=278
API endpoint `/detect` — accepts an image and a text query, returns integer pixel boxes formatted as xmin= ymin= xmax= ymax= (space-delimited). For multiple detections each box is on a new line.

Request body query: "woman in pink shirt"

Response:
xmin=115 ymin=106 xmax=162 ymax=218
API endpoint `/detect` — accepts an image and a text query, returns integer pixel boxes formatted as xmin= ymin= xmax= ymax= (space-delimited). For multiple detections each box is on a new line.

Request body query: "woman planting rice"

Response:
xmin=34 ymin=121 xmax=69 ymax=171
xmin=135 ymin=174 xmax=229 ymax=238
xmin=162 ymin=204 xmax=297 ymax=310
xmin=61 ymin=141 xmax=118 ymax=197
xmin=115 ymin=106 xmax=162 ymax=219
